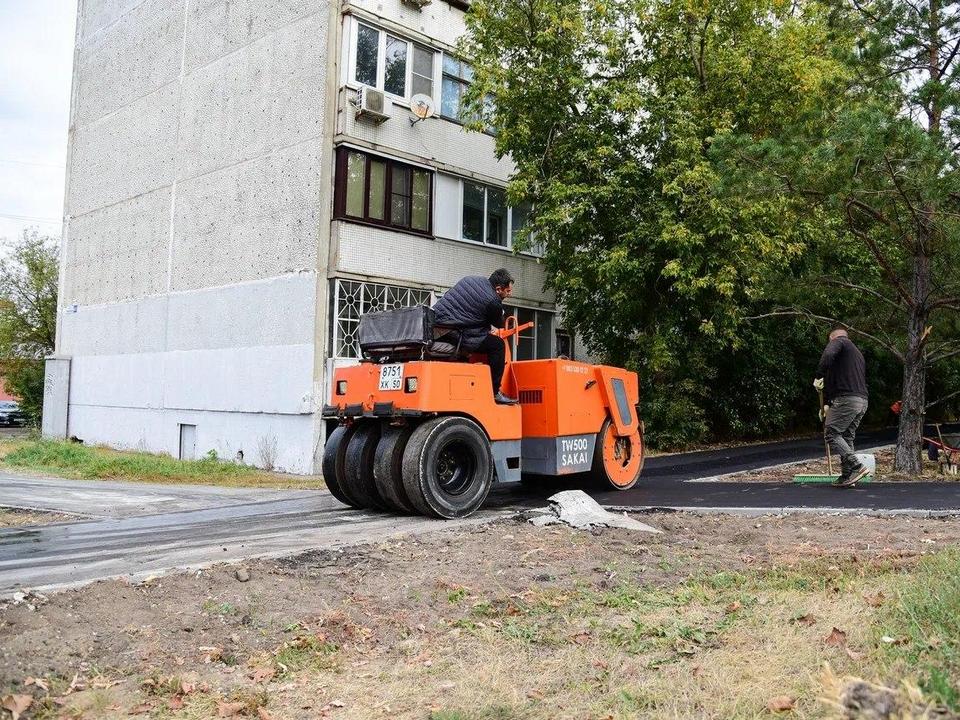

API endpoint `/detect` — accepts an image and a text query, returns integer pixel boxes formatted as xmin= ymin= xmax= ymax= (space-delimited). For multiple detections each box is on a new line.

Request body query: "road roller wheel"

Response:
xmin=321 ymin=424 xmax=362 ymax=508
xmin=343 ymin=421 xmax=388 ymax=510
xmin=402 ymin=416 xmax=493 ymax=519
xmin=591 ymin=418 xmax=644 ymax=490
xmin=373 ymin=425 xmax=416 ymax=514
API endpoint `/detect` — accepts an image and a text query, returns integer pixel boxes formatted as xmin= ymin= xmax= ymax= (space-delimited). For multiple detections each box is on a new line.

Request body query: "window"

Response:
xmin=332 ymin=280 xmax=435 ymax=358
xmin=441 ymin=55 xmax=473 ymax=120
xmin=458 ymin=181 xmax=517 ymax=249
xmin=335 ymin=148 xmax=433 ymax=233
xmin=505 ymin=306 xmax=555 ymax=360
xmin=352 ymin=22 xmax=435 ymax=100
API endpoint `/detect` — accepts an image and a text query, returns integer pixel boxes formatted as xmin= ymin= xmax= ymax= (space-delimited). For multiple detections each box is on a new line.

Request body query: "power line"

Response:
xmin=0 ymin=213 xmax=62 ymax=225
xmin=0 ymin=158 xmax=65 ymax=169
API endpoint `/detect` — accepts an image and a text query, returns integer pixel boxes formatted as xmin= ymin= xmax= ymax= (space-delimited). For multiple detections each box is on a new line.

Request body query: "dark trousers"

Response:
xmin=475 ymin=333 xmax=505 ymax=394
xmin=825 ymin=395 xmax=869 ymax=476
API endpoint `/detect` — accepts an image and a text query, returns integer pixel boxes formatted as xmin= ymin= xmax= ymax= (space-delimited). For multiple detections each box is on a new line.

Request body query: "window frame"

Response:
xmin=349 ymin=19 xmax=437 ymax=102
xmin=453 ymin=178 xmax=538 ymax=254
xmin=503 ymin=305 xmax=556 ymax=360
xmin=335 ymin=147 xmax=434 ymax=236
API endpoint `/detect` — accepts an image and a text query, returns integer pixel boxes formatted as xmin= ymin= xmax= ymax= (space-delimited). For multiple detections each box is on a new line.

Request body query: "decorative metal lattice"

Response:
xmin=332 ymin=279 xmax=434 ymax=358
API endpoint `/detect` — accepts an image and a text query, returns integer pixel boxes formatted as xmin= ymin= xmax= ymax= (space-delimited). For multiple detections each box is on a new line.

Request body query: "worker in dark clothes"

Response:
xmin=814 ymin=328 xmax=870 ymax=487
xmin=432 ymin=269 xmax=518 ymax=405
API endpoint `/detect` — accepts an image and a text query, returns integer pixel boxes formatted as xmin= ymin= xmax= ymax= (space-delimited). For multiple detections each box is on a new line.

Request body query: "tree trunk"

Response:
xmin=894 ymin=253 xmax=930 ymax=473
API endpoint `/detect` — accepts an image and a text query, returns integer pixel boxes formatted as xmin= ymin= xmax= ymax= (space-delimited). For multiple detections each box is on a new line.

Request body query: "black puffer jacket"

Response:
xmin=432 ymin=276 xmax=504 ymax=351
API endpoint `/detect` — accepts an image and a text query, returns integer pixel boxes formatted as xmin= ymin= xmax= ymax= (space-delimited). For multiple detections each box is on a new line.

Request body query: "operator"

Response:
xmin=432 ymin=268 xmax=519 ymax=405
xmin=814 ymin=328 xmax=870 ymax=487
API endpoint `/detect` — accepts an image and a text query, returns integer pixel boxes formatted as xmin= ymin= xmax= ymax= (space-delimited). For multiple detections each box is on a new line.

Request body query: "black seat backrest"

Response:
xmin=359 ymin=306 xmax=465 ymax=362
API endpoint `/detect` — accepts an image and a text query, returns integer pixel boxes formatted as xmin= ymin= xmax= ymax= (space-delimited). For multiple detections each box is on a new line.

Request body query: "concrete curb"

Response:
xmin=603 ymin=504 xmax=960 ymax=519
xmin=687 ymin=443 xmax=896 ymax=483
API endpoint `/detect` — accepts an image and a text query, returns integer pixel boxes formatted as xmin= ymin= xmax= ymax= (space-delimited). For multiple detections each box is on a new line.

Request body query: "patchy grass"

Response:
xmin=0 ymin=438 xmax=326 ymax=489
xmin=877 ymin=547 xmax=960 ymax=709
xmin=3 ymin=516 xmax=959 ymax=718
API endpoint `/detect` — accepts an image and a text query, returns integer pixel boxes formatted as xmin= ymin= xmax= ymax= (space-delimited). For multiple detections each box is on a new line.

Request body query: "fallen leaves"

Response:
xmin=863 ymin=591 xmax=886 ymax=607
xmin=824 ymin=627 xmax=848 ymax=647
xmin=767 ymin=695 xmax=796 ymax=712
xmin=1 ymin=695 xmax=31 ymax=720
xmin=724 ymin=600 xmax=742 ymax=614
xmin=789 ymin=613 xmax=816 ymax=627
xmin=217 ymin=700 xmax=247 ymax=717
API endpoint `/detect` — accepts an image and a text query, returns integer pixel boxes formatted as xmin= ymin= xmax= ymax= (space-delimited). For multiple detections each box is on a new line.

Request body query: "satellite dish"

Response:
xmin=409 ymin=94 xmax=435 ymax=124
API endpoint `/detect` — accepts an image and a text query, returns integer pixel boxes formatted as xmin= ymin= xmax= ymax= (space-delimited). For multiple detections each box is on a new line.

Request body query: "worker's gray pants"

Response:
xmin=825 ymin=395 xmax=869 ymax=476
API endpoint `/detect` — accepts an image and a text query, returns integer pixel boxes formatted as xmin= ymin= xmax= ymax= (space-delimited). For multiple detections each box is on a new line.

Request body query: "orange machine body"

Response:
xmin=511 ymin=360 xmax=641 ymax=439
xmin=328 ymin=360 xmax=522 ymax=442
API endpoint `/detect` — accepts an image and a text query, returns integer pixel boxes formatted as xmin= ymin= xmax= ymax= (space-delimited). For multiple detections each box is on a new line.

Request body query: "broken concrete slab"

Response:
xmin=528 ymin=490 xmax=662 ymax=533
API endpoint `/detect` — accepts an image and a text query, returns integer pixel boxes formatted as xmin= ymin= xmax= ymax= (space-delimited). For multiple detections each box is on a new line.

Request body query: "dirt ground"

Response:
xmin=2 ymin=511 xmax=959 ymax=719
xmin=717 ymin=447 xmax=960 ymax=483
xmin=0 ymin=509 xmax=72 ymax=528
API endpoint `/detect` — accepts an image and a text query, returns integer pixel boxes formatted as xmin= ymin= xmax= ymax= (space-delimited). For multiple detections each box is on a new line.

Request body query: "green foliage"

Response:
xmin=462 ymin=0 xmax=856 ymax=446
xmin=0 ymin=229 xmax=59 ymax=425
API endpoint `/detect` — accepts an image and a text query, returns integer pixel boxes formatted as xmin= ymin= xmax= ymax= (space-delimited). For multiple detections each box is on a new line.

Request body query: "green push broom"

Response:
xmin=793 ymin=385 xmax=872 ymax=484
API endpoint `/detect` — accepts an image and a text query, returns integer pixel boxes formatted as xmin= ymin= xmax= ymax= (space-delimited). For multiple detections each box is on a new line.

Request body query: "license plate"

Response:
xmin=378 ymin=364 xmax=403 ymax=391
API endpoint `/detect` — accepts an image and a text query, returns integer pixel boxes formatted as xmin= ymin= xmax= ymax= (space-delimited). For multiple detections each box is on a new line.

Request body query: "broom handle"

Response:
xmin=820 ymin=388 xmax=834 ymax=474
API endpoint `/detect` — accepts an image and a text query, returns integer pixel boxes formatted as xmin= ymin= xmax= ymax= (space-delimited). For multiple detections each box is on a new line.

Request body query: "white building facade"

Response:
xmin=46 ymin=0 xmax=562 ymax=473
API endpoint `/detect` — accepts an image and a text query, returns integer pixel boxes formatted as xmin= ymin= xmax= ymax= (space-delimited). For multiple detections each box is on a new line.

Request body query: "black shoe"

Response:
xmin=836 ymin=464 xmax=869 ymax=488
xmin=494 ymin=392 xmax=519 ymax=405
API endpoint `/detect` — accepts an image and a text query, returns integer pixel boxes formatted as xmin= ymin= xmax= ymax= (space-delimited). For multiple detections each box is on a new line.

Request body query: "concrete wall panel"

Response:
xmin=334 ymin=221 xmax=553 ymax=304
xmin=184 ymin=0 xmax=323 ymax=72
xmin=170 ymin=139 xmax=322 ymax=291
xmin=80 ymin=0 xmax=157 ymax=43
xmin=59 ymin=295 xmax=169 ymax=357
xmin=75 ymin=0 xmax=185 ymax=127
xmin=163 ymin=344 xmax=313 ymax=413
xmin=177 ymin=12 xmax=327 ymax=181
xmin=347 ymin=0 xmax=467 ymax=49
xmin=67 ymin=404 xmax=315 ymax=472
xmin=70 ymin=353 xmax=166 ymax=408
xmin=67 ymin=82 xmax=179 ymax=216
xmin=166 ymin=273 xmax=316 ymax=350
xmin=63 ymin=186 xmax=172 ymax=306
xmin=342 ymin=91 xmax=511 ymax=182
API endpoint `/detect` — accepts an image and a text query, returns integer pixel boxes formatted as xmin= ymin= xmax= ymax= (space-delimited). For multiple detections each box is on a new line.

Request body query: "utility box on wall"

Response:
xmin=42 ymin=357 xmax=71 ymax=439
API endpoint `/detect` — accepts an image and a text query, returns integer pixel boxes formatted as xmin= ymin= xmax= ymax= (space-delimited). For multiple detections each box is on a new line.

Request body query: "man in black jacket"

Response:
xmin=814 ymin=328 xmax=870 ymax=487
xmin=432 ymin=269 xmax=518 ymax=405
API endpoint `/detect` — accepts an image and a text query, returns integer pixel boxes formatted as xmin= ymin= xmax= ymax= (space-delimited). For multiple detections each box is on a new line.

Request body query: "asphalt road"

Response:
xmin=1 ymin=424 xmax=958 ymax=596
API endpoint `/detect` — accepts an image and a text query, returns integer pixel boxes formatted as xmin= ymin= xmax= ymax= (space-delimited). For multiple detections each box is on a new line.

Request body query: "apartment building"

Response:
xmin=44 ymin=0 xmax=560 ymax=473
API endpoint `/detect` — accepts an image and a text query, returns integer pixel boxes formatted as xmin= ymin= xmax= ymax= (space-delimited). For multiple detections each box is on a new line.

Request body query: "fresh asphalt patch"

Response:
xmin=2 ymin=424 xmax=959 ymax=596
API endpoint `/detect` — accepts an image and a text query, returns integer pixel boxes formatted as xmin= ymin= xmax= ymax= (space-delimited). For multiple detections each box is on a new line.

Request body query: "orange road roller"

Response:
xmin=321 ymin=306 xmax=645 ymax=518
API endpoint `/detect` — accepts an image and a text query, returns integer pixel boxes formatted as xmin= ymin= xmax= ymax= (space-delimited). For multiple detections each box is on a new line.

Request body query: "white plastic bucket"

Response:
xmin=855 ymin=453 xmax=876 ymax=474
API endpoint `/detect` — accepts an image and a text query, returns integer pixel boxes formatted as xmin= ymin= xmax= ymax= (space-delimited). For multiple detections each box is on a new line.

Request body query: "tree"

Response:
xmin=725 ymin=0 xmax=960 ymax=472
xmin=462 ymin=0 xmax=856 ymax=446
xmin=0 ymin=229 xmax=59 ymax=425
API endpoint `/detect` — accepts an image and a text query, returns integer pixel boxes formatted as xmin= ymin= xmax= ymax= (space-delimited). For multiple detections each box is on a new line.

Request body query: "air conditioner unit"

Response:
xmin=402 ymin=0 xmax=432 ymax=9
xmin=355 ymin=86 xmax=391 ymax=123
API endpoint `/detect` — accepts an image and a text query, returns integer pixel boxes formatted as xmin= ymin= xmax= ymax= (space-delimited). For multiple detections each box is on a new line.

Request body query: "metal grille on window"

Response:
xmin=333 ymin=280 xmax=434 ymax=358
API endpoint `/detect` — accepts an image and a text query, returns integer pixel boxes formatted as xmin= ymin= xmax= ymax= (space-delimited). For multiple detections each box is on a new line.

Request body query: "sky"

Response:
xmin=0 ymin=0 xmax=77 ymax=246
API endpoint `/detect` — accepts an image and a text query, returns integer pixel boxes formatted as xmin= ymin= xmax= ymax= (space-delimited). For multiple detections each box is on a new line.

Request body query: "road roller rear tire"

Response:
xmin=402 ymin=416 xmax=493 ymax=519
xmin=343 ymin=422 xmax=388 ymax=510
xmin=373 ymin=425 xmax=416 ymax=513
xmin=590 ymin=417 xmax=644 ymax=490
xmin=321 ymin=424 xmax=362 ymax=508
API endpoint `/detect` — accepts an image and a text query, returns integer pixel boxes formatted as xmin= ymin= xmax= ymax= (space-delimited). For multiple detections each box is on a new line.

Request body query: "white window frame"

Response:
xmin=454 ymin=178 xmax=539 ymax=255
xmin=347 ymin=18 xmax=437 ymax=102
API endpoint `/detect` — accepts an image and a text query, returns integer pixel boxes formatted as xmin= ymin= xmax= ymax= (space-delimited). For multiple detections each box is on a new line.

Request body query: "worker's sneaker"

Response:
xmin=836 ymin=464 xmax=870 ymax=488
xmin=494 ymin=392 xmax=519 ymax=405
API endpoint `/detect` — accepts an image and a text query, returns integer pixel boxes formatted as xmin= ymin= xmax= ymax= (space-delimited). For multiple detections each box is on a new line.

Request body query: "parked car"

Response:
xmin=0 ymin=400 xmax=26 ymax=427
